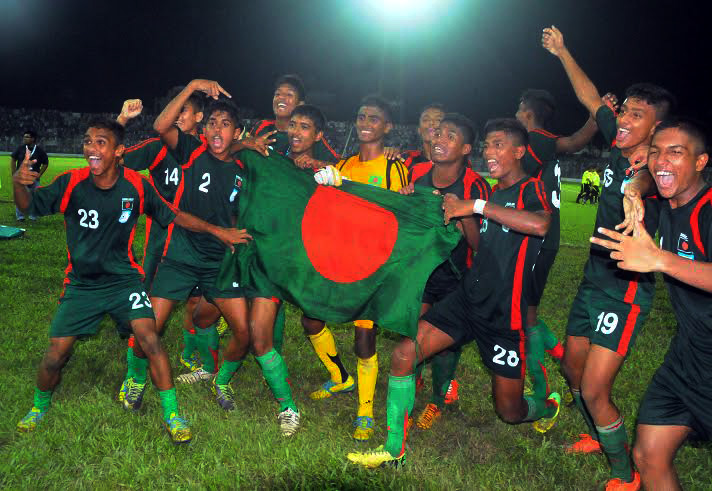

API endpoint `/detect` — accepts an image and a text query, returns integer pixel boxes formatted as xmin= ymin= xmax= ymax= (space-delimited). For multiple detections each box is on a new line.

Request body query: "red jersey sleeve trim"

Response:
xmin=182 ymin=143 xmax=208 ymax=170
xmin=410 ymin=162 xmax=433 ymax=183
xmin=690 ymin=188 xmax=712 ymax=256
xmin=530 ymin=128 xmax=559 ymax=139
xmin=59 ymin=167 xmax=91 ymax=213
xmin=124 ymin=137 xmax=161 ymax=154
xmin=148 ymin=146 xmax=168 ymax=171
xmin=253 ymin=120 xmax=275 ymax=136
xmin=319 ymin=136 xmax=341 ymax=160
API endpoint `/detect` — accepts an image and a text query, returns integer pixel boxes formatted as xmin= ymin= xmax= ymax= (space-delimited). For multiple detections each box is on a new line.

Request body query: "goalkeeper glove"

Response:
xmin=314 ymin=165 xmax=348 ymax=187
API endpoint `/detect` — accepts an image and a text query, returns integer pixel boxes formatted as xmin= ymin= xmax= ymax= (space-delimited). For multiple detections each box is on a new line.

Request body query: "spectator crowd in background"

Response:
xmin=1 ymin=105 xmax=641 ymax=180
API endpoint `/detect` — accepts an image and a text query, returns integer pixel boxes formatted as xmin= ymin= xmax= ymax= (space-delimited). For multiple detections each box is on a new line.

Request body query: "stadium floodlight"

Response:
xmin=363 ymin=0 xmax=446 ymax=25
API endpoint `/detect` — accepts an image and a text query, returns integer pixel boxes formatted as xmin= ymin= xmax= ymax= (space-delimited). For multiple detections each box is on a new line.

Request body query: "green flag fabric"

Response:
xmin=217 ymin=150 xmax=461 ymax=338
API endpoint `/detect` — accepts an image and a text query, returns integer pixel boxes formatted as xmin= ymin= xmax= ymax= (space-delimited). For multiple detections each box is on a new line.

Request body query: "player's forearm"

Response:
xmin=173 ymin=211 xmax=220 ymax=236
xmin=557 ymin=116 xmax=598 ymax=154
xmin=460 ymin=216 xmax=480 ymax=252
xmin=154 ymin=83 xmax=196 ymax=136
xmin=12 ymin=182 xmax=32 ymax=212
xmin=626 ymin=169 xmax=655 ymax=198
xmin=557 ymin=48 xmax=603 ymax=117
xmin=117 ymin=114 xmax=129 ymax=127
xmin=657 ymin=250 xmax=712 ymax=294
xmin=483 ymin=202 xmax=551 ymax=237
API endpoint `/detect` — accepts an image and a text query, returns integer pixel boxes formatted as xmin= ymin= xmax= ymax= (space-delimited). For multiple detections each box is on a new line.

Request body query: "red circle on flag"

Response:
xmin=302 ymin=186 xmax=398 ymax=283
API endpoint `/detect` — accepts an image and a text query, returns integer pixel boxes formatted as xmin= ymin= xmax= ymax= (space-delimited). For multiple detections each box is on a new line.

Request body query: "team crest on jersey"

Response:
xmin=367 ymin=175 xmax=383 ymax=187
xmin=229 ymin=175 xmax=243 ymax=203
xmin=676 ymin=233 xmax=695 ymax=260
xmin=119 ymin=198 xmax=134 ymax=223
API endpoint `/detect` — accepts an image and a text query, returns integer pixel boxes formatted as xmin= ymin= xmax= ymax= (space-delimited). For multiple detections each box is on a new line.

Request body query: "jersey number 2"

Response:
xmin=78 ymin=209 xmax=99 ymax=229
xmin=199 ymin=172 xmax=210 ymax=193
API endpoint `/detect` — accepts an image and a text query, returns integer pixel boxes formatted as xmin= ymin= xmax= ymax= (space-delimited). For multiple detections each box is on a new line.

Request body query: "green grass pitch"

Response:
xmin=1 ymin=156 xmax=710 ymax=489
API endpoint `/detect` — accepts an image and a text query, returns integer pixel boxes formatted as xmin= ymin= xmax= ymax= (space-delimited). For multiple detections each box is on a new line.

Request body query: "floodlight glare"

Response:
xmin=364 ymin=0 xmax=445 ymax=25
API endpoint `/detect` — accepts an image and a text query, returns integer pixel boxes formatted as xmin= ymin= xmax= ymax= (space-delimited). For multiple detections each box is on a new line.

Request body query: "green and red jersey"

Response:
xmin=523 ymin=129 xmax=561 ymax=251
xmin=252 ymin=119 xmax=340 ymax=163
xmin=411 ymin=162 xmax=491 ymax=271
xmin=586 ymin=106 xmax=660 ymax=306
xmin=28 ymin=165 xmax=177 ymax=287
xmin=658 ymin=185 xmax=712 ymax=382
xmin=466 ymin=176 xmax=550 ymax=331
xmin=164 ymin=130 xmax=244 ymax=268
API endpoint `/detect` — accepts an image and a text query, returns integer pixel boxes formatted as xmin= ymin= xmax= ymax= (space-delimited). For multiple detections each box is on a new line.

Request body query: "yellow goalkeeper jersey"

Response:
xmin=336 ymin=154 xmax=408 ymax=192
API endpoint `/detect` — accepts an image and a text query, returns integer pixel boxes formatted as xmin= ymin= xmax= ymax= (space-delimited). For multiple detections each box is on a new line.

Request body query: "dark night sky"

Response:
xmin=1 ymin=0 xmax=710 ymax=134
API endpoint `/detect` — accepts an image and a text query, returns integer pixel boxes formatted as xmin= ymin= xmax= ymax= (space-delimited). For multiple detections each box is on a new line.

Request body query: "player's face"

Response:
xmin=83 ymin=127 xmax=123 ymax=177
xmin=515 ymin=101 xmax=531 ymax=127
xmin=176 ymin=102 xmax=203 ymax=134
xmin=22 ymin=133 xmax=35 ymax=145
xmin=615 ymin=97 xmax=657 ymax=150
xmin=431 ymin=122 xmax=469 ymax=164
xmin=418 ymin=107 xmax=444 ymax=144
xmin=356 ymin=106 xmax=391 ymax=144
xmin=648 ymin=128 xmax=708 ymax=205
xmin=273 ymin=84 xmax=301 ymax=119
xmin=288 ymin=115 xmax=322 ymax=154
xmin=483 ymin=131 xmax=524 ymax=180
xmin=204 ymin=110 xmax=239 ymax=155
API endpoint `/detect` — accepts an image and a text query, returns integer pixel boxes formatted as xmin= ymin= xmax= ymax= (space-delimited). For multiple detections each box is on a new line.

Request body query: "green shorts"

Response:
xmin=150 ymin=257 xmax=243 ymax=303
xmin=144 ymin=253 xmax=201 ymax=298
xmin=566 ymin=277 xmax=650 ymax=357
xmin=50 ymin=280 xmax=154 ymax=338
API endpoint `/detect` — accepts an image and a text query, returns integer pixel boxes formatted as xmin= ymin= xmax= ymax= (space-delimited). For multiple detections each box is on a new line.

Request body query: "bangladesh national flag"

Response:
xmin=217 ymin=150 xmax=461 ymax=338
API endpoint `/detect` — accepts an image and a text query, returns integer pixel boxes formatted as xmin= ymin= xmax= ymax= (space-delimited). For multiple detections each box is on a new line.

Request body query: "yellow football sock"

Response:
xmin=308 ymin=327 xmax=348 ymax=384
xmin=357 ymin=353 xmax=378 ymax=418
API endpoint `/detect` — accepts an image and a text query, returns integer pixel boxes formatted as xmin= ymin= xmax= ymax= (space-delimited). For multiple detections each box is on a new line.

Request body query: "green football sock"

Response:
xmin=431 ymin=349 xmax=459 ymax=408
xmin=272 ymin=303 xmax=286 ymax=355
xmin=158 ymin=388 xmax=179 ymax=420
xmin=524 ymin=394 xmax=556 ymax=421
xmin=216 ymin=360 xmax=243 ymax=385
xmin=182 ymin=327 xmax=197 ymax=360
xmin=537 ymin=319 xmax=560 ymax=351
xmin=256 ymin=349 xmax=296 ymax=412
xmin=33 ymin=387 xmax=52 ymax=411
xmin=384 ymin=374 xmax=415 ymax=458
xmin=132 ymin=354 xmax=149 ymax=385
xmin=572 ymin=388 xmax=598 ymax=439
xmin=196 ymin=324 xmax=219 ymax=373
xmin=597 ymin=417 xmax=633 ymax=481
xmin=525 ymin=323 xmax=549 ymax=400
xmin=125 ymin=338 xmax=136 ymax=380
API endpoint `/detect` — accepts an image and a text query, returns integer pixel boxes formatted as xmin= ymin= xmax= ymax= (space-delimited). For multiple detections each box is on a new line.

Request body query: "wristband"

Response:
xmin=473 ymin=199 xmax=486 ymax=215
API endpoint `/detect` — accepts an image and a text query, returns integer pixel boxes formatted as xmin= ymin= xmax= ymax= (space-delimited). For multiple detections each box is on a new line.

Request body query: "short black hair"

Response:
xmin=420 ymin=103 xmax=445 ymax=116
xmin=204 ymin=99 xmax=241 ymax=128
xmin=441 ymin=113 xmax=476 ymax=146
xmin=275 ymin=74 xmax=306 ymax=102
xmin=359 ymin=94 xmax=394 ymax=123
xmin=166 ymin=86 xmax=206 ymax=114
xmin=23 ymin=129 xmax=37 ymax=139
xmin=87 ymin=117 xmax=125 ymax=144
xmin=653 ymin=118 xmax=709 ymax=155
xmin=624 ymin=83 xmax=676 ymax=120
xmin=291 ymin=104 xmax=326 ymax=133
xmin=520 ymin=89 xmax=556 ymax=129
xmin=484 ymin=118 xmax=529 ymax=147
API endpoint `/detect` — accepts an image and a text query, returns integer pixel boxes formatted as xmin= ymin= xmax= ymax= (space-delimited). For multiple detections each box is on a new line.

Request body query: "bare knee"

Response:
xmin=580 ymin=382 xmax=609 ymax=412
xmin=390 ymin=339 xmax=416 ymax=376
xmin=42 ymin=347 xmax=71 ymax=373
xmin=495 ymin=398 xmax=525 ymax=424
xmin=301 ymin=315 xmax=324 ymax=335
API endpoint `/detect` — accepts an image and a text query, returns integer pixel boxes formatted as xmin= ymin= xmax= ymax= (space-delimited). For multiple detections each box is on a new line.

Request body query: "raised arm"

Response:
xmin=12 ymin=149 xmax=39 ymax=212
xmin=556 ymin=116 xmax=597 ymax=154
xmin=117 ymin=99 xmax=144 ymax=127
xmin=154 ymin=79 xmax=231 ymax=149
xmin=542 ymin=26 xmax=603 ymax=118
